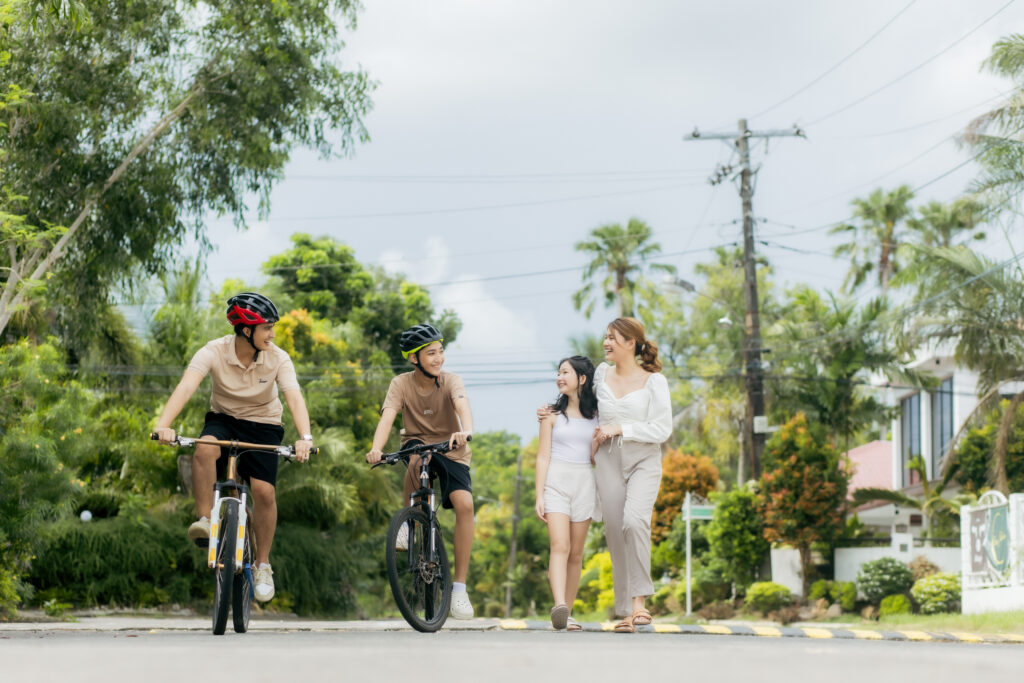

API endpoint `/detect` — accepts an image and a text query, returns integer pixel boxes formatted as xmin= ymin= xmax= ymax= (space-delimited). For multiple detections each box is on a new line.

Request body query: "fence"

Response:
xmin=960 ymin=492 xmax=1024 ymax=614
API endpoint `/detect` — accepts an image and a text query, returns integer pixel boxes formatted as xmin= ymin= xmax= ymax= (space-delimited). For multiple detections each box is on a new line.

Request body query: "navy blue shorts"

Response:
xmin=403 ymin=439 xmax=472 ymax=509
xmin=200 ymin=411 xmax=284 ymax=486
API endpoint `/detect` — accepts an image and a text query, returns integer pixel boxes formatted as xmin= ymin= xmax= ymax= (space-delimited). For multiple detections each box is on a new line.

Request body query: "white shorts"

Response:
xmin=543 ymin=459 xmax=596 ymax=523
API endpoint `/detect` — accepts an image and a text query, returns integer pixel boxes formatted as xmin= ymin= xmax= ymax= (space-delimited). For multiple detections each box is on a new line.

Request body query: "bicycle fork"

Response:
xmin=207 ymin=490 xmax=248 ymax=572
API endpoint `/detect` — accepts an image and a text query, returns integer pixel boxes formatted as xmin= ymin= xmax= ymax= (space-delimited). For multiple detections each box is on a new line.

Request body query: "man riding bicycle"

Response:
xmin=365 ymin=323 xmax=476 ymax=619
xmin=154 ymin=292 xmax=313 ymax=603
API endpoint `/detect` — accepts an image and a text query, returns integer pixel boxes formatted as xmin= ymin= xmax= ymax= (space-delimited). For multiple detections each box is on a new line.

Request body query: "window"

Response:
xmin=900 ymin=393 xmax=921 ymax=486
xmin=931 ymin=377 xmax=954 ymax=476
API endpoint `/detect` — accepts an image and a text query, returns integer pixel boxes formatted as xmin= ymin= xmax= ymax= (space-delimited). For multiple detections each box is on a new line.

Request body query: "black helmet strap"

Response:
xmin=242 ymin=325 xmax=261 ymax=361
xmin=413 ymin=351 xmax=440 ymax=388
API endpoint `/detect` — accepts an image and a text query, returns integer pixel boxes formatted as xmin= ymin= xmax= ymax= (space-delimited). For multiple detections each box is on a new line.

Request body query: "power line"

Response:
xmin=750 ymin=0 xmax=919 ymax=121
xmin=806 ymin=0 xmax=1018 ymax=127
xmin=829 ymin=88 xmax=1013 ymax=140
xmin=283 ymin=168 xmax=710 ymax=184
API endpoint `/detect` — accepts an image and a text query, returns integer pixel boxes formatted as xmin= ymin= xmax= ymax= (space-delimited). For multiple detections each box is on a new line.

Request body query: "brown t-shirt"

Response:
xmin=382 ymin=371 xmax=472 ymax=465
xmin=187 ymin=335 xmax=300 ymax=425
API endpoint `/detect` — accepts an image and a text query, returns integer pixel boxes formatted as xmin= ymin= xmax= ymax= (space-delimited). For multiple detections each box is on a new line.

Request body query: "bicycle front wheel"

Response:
xmin=232 ymin=511 xmax=255 ymax=633
xmin=212 ymin=500 xmax=237 ymax=635
xmin=385 ymin=506 xmax=451 ymax=633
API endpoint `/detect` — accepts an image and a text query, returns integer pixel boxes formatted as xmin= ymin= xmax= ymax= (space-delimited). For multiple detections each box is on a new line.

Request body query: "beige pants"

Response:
xmin=594 ymin=439 xmax=662 ymax=618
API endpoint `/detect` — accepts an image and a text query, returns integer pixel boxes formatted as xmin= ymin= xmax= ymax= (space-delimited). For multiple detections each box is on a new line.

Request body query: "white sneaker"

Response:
xmin=253 ymin=563 xmax=275 ymax=602
xmin=450 ymin=590 xmax=474 ymax=619
xmin=187 ymin=517 xmax=210 ymax=545
xmin=395 ymin=522 xmax=409 ymax=551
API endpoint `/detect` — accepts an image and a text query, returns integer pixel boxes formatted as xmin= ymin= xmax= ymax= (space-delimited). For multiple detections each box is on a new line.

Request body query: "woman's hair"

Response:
xmin=608 ymin=317 xmax=662 ymax=373
xmin=550 ymin=355 xmax=598 ymax=420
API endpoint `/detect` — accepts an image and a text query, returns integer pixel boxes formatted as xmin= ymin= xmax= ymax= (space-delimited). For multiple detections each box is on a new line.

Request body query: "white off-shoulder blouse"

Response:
xmin=594 ymin=362 xmax=672 ymax=444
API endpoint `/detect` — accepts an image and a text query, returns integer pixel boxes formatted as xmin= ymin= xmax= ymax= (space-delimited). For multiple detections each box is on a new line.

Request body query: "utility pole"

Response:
xmin=686 ymin=119 xmax=804 ymax=479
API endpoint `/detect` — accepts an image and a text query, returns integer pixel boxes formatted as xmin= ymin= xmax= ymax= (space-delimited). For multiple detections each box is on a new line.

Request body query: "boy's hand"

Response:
xmin=294 ymin=439 xmax=312 ymax=463
xmin=366 ymin=448 xmax=383 ymax=464
xmin=536 ymin=405 xmax=553 ymax=422
xmin=154 ymin=427 xmax=176 ymax=444
xmin=448 ymin=431 xmax=471 ymax=451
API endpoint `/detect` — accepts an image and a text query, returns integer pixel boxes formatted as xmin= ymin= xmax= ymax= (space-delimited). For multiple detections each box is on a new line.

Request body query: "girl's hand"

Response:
xmin=535 ymin=499 xmax=547 ymax=523
xmin=593 ymin=424 xmax=622 ymax=444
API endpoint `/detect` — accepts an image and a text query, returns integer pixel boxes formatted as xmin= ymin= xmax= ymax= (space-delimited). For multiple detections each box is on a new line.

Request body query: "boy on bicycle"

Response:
xmin=365 ymin=323 xmax=475 ymax=619
xmin=154 ymin=292 xmax=314 ymax=603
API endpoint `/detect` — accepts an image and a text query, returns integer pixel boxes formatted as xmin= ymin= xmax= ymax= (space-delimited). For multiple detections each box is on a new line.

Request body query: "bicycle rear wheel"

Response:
xmin=385 ymin=506 xmax=451 ymax=632
xmin=232 ymin=512 xmax=255 ymax=633
xmin=212 ymin=500 xmax=237 ymax=636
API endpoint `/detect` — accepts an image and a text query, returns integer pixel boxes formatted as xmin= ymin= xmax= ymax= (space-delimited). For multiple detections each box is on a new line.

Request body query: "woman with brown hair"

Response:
xmin=592 ymin=317 xmax=672 ymax=632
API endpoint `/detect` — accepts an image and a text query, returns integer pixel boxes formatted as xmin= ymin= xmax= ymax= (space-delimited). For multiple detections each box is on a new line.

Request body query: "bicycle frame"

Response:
xmin=208 ymin=448 xmax=250 ymax=573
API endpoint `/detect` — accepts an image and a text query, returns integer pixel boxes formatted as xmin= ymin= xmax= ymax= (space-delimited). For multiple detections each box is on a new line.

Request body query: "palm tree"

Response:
xmin=852 ymin=457 xmax=968 ymax=542
xmin=572 ymin=218 xmax=674 ymax=318
xmin=898 ymin=245 xmax=1024 ymax=494
xmin=963 ymin=34 xmax=1024 ymax=201
xmin=830 ymin=185 xmax=914 ymax=294
xmin=905 ymin=198 xmax=986 ymax=248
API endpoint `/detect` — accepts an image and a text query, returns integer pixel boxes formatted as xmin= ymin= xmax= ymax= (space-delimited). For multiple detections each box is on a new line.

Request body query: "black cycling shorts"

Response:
xmin=404 ymin=439 xmax=473 ymax=509
xmin=200 ymin=411 xmax=285 ymax=487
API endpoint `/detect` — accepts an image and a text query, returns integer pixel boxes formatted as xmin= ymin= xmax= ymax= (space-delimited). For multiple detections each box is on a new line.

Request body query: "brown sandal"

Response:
xmin=631 ymin=608 xmax=652 ymax=626
xmin=550 ymin=604 xmax=569 ymax=630
xmin=613 ymin=616 xmax=634 ymax=633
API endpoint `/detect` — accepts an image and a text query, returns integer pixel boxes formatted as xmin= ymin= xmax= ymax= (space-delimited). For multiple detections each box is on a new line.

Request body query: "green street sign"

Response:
xmin=685 ymin=505 xmax=715 ymax=521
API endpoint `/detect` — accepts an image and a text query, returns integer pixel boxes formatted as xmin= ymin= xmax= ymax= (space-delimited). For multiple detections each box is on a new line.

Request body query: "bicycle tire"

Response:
xmin=232 ymin=511 xmax=255 ymax=633
xmin=212 ymin=500 xmax=237 ymax=635
xmin=385 ymin=506 xmax=451 ymax=632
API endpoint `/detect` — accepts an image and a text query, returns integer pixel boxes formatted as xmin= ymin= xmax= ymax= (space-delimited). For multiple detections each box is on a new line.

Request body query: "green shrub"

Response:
xmin=807 ymin=579 xmax=856 ymax=612
xmin=879 ymin=593 xmax=912 ymax=617
xmin=746 ymin=581 xmax=792 ymax=614
xmin=856 ymin=557 xmax=913 ymax=604
xmin=911 ymin=572 xmax=961 ymax=615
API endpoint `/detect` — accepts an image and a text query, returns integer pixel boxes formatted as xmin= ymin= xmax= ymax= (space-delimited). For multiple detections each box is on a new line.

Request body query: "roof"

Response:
xmin=843 ymin=439 xmax=893 ymax=500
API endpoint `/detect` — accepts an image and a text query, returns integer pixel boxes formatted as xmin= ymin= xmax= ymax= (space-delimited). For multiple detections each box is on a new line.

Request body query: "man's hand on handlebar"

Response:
xmin=294 ymin=439 xmax=313 ymax=463
xmin=366 ymin=448 xmax=384 ymax=465
xmin=448 ymin=431 xmax=471 ymax=451
xmin=154 ymin=427 xmax=176 ymax=444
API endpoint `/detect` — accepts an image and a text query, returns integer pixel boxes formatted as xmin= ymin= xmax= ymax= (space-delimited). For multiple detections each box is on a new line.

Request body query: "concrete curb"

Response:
xmin=3 ymin=616 xmax=1023 ymax=644
xmin=497 ymin=619 xmax=1024 ymax=644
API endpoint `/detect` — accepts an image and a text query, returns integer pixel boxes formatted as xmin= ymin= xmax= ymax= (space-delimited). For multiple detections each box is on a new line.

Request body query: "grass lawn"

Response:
xmin=839 ymin=611 xmax=1024 ymax=634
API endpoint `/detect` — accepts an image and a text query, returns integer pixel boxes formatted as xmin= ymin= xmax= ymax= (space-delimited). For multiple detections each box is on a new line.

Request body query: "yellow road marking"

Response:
xmin=752 ymin=626 xmax=782 ymax=637
xmin=948 ymin=631 xmax=984 ymax=643
xmin=701 ymin=625 xmax=734 ymax=635
xmin=653 ymin=624 xmax=681 ymax=633
xmin=499 ymin=619 xmax=527 ymax=630
xmin=601 ymin=622 xmax=617 ymax=632
xmin=999 ymin=633 xmax=1024 ymax=642
xmin=849 ymin=629 xmax=883 ymax=640
xmin=801 ymin=628 xmax=834 ymax=639
xmin=900 ymin=630 xmax=932 ymax=641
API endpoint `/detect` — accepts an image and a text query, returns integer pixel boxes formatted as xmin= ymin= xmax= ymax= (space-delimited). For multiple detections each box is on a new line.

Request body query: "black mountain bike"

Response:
xmin=371 ymin=437 xmax=469 ymax=632
xmin=152 ymin=434 xmax=315 ymax=635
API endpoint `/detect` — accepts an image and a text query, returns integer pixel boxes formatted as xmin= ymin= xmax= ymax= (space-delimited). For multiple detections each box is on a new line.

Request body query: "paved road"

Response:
xmin=3 ymin=619 xmax=1021 ymax=683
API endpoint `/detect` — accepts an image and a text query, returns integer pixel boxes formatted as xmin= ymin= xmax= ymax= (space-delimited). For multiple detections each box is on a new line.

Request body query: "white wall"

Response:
xmin=769 ymin=548 xmax=803 ymax=596
xmin=835 ymin=547 xmax=961 ymax=586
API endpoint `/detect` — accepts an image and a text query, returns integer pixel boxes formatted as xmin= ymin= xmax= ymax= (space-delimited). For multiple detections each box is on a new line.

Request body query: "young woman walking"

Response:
xmin=592 ymin=317 xmax=672 ymax=633
xmin=535 ymin=355 xmax=599 ymax=631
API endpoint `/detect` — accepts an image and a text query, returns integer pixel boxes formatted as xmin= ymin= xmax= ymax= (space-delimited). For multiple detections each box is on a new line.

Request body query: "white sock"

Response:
xmin=452 ymin=582 xmax=466 ymax=593
xmin=258 ymin=563 xmax=271 ymax=571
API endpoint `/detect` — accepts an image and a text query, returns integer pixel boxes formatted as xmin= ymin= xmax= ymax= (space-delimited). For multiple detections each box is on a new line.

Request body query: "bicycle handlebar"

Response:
xmin=150 ymin=433 xmax=318 ymax=460
xmin=370 ymin=435 xmax=472 ymax=469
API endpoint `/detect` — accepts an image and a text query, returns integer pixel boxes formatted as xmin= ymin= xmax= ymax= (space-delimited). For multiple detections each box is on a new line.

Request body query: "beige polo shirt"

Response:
xmin=382 ymin=371 xmax=472 ymax=465
xmin=187 ymin=335 xmax=300 ymax=425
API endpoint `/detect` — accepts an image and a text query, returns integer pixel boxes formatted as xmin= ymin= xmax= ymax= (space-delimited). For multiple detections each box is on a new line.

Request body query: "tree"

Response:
xmin=572 ymin=218 xmax=674 ymax=318
xmin=953 ymin=398 xmax=1024 ymax=494
xmin=0 ymin=0 xmax=374 ymax=339
xmin=898 ymin=245 xmax=1024 ymax=494
xmin=905 ymin=198 xmax=986 ymax=249
xmin=704 ymin=486 xmax=769 ymax=592
xmin=852 ymin=456 xmax=966 ymax=541
xmin=830 ymin=185 xmax=914 ymax=293
xmin=652 ymin=450 xmax=718 ymax=543
xmin=771 ymin=288 xmax=918 ymax=449
xmin=756 ymin=414 xmax=848 ymax=594
xmin=963 ymin=34 xmax=1024 ymax=202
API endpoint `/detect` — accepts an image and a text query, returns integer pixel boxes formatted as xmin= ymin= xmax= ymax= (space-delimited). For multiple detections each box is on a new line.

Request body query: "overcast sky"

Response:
xmin=196 ymin=0 xmax=1024 ymax=442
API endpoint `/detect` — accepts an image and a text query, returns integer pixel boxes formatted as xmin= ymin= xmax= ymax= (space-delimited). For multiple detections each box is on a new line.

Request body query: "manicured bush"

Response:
xmin=879 ymin=593 xmax=912 ymax=617
xmin=808 ymin=579 xmax=856 ymax=612
xmin=697 ymin=600 xmax=735 ymax=620
xmin=857 ymin=557 xmax=913 ymax=604
xmin=745 ymin=581 xmax=792 ymax=614
xmin=911 ymin=572 xmax=961 ymax=614
xmin=908 ymin=555 xmax=939 ymax=582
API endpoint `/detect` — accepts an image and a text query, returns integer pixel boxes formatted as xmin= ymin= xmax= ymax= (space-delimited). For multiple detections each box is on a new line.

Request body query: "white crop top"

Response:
xmin=550 ymin=414 xmax=598 ymax=464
